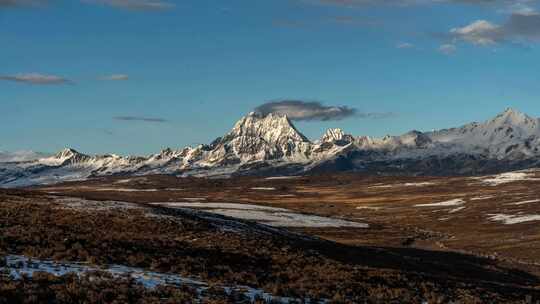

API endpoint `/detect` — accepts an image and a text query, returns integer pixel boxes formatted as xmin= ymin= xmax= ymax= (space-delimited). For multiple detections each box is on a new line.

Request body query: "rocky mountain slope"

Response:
xmin=3 ymin=108 xmax=540 ymax=187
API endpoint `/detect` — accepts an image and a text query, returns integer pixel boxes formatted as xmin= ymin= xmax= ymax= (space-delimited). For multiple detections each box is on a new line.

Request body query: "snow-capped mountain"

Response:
xmin=184 ymin=112 xmax=312 ymax=167
xmin=426 ymin=108 xmax=540 ymax=159
xmin=3 ymin=108 xmax=540 ymax=187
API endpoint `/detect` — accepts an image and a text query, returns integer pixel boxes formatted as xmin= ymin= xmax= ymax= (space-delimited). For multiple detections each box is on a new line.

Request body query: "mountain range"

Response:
xmin=3 ymin=108 xmax=540 ymax=187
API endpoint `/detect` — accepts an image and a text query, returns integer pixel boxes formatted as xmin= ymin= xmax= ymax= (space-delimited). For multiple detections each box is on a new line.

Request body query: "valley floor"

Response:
xmin=2 ymin=170 xmax=540 ymax=303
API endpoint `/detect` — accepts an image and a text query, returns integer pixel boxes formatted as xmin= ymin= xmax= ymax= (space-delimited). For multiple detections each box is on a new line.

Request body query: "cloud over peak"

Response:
xmin=254 ymin=100 xmax=392 ymax=121
xmin=255 ymin=100 xmax=356 ymax=121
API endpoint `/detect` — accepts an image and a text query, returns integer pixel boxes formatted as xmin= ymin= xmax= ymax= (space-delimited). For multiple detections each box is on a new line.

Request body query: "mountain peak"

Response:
xmin=231 ymin=112 xmax=309 ymax=144
xmin=491 ymin=107 xmax=536 ymax=127
xmin=321 ymin=128 xmax=345 ymax=141
xmin=54 ymin=148 xmax=81 ymax=159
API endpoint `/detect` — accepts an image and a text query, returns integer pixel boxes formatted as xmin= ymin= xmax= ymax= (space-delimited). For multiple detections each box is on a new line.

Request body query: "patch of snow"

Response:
xmin=152 ymin=202 xmax=288 ymax=211
xmin=415 ymin=199 xmax=465 ymax=207
xmin=114 ymin=179 xmax=134 ymax=184
xmin=356 ymin=206 xmax=382 ymax=210
xmin=1 ymin=255 xmax=311 ymax=303
xmin=206 ymin=209 xmax=368 ymax=228
xmin=470 ymin=195 xmax=494 ymax=201
xmin=153 ymin=202 xmax=368 ymax=228
xmin=478 ymin=171 xmax=540 ymax=186
xmin=507 ymin=199 xmax=540 ymax=205
xmin=264 ymin=176 xmax=300 ymax=180
xmin=250 ymin=187 xmax=276 ymax=191
xmin=487 ymin=213 xmax=540 ymax=224
xmin=402 ymin=182 xmax=435 ymax=186
xmin=94 ymin=188 xmax=159 ymax=192
xmin=448 ymin=206 xmax=466 ymax=213
xmin=369 ymin=182 xmax=435 ymax=189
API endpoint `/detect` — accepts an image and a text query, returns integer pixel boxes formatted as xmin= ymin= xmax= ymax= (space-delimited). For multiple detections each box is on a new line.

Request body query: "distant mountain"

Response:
xmin=3 ymin=108 xmax=540 ymax=187
xmin=0 ymin=151 xmax=50 ymax=163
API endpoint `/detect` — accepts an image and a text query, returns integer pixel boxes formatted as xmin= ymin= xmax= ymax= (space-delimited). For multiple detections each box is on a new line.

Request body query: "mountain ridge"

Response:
xmin=3 ymin=108 xmax=540 ymax=187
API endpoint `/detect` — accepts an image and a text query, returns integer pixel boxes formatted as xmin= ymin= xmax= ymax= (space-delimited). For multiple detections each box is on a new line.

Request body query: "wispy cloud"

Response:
xmin=113 ymin=116 xmax=168 ymax=123
xmin=254 ymin=100 xmax=391 ymax=121
xmin=396 ymin=42 xmax=415 ymax=49
xmin=99 ymin=74 xmax=129 ymax=81
xmin=83 ymin=0 xmax=174 ymax=10
xmin=0 ymin=0 xmax=47 ymax=8
xmin=301 ymin=0 xmax=531 ymax=8
xmin=327 ymin=15 xmax=379 ymax=26
xmin=439 ymin=43 xmax=457 ymax=54
xmin=0 ymin=73 xmax=72 ymax=85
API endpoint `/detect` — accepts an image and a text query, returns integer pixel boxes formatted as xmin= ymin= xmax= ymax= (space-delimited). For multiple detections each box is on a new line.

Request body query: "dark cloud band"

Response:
xmin=254 ymin=100 xmax=392 ymax=121
xmin=0 ymin=73 xmax=71 ymax=85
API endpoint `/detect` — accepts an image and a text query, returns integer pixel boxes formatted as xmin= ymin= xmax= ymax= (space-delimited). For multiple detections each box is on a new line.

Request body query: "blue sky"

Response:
xmin=2 ymin=0 xmax=540 ymax=155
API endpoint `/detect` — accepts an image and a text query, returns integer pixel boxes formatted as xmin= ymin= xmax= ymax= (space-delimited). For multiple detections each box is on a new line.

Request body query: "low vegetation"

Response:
xmin=0 ymin=189 xmax=539 ymax=303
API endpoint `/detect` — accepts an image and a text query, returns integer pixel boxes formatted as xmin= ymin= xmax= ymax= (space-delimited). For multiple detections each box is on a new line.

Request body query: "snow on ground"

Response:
xmin=114 ymin=179 xmax=134 ymax=184
xmin=203 ymin=209 xmax=368 ymax=228
xmin=250 ymin=187 xmax=276 ymax=191
xmin=507 ymin=199 xmax=540 ymax=206
xmin=415 ymin=199 xmax=465 ymax=207
xmin=402 ymin=182 xmax=435 ymax=186
xmin=470 ymin=195 xmax=494 ymax=201
xmin=478 ymin=171 xmax=540 ymax=186
xmin=1 ymin=255 xmax=310 ymax=303
xmin=356 ymin=206 xmax=382 ymax=210
xmin=153 ymin=202 xmax=288 ymax=211
xmin=448 ymin=206 xmax=466 ymax=213
xmin=153 ymin=202 xmax=368 ymax=228
xmin=369 ymin=182 xmax=435 ymax=189
xmin=487 ymin=213 xmax=540 ymax=225
xmin=95 ymin=188 xmax=159 ymax=192
xmin=264 ymin=176 xmax=300 ymax=180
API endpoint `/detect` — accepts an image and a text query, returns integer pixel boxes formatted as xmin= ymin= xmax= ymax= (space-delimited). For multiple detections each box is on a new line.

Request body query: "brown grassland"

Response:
xmin=1 ymin=171 xmax=540 ymax=303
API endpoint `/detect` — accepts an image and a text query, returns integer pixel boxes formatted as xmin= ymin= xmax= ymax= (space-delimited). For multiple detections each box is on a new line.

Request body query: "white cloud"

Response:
xmin=449 ymin=12 xmax=540 ymax=46
xmin=450 ymin=20 xmax=502 ymax=45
